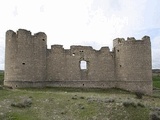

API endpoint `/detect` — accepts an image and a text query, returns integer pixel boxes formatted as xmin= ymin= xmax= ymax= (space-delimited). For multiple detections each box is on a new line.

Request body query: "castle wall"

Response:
xmin=4 ymin=29 xmax=152 ymax=94
xmin=47 ymin=45 xmax=66 ymax=81
xmin=46 ymin=45 xmax=116 ymax=81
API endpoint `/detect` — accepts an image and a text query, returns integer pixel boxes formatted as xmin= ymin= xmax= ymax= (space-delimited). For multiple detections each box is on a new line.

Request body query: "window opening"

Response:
xmin=72 ymin=53 xmax=75 ymax=56
xmin=80 ymin=60 xmax=87 ymax=70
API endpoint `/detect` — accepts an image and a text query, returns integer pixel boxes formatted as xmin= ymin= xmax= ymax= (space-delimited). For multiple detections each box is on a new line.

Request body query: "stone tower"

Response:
xmin=4 ymin=29 xmax=47 ymax=87
xmin=113 ymin=36 xmax=152 ymax=94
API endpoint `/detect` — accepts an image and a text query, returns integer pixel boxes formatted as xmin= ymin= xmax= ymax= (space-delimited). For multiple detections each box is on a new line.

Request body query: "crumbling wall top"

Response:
xmin=113 ymin=36 xmax=150 ymax=48
xmin=99 ymin=47 xmax=110 ymax=52
xmin=6 ymin=30 xmax=15 ymax=34
xmin=7 ymin=29 xmax=47 ymax=38
xmin=33 ymin=32 xmax=47 ymax=38
xmin=51 ymin=45 xmax=63 ymax=49
xmin=142 ymin=36 xmax=150 ymax=41
xmin=127 ymin=37 xmax=136 ymax=41
xmin=6 ymin=30 xmax=16 ymax=39
xmin=17 ymin=29 xmax=31 ymax=36
xmin=70 ymin=45 xmax=93 ymax=50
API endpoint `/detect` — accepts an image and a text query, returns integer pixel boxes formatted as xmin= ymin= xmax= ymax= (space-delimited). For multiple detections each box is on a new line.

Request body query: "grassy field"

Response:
xmin=0 ymin=72 xmax=4 ymax=85
xmin=0 ymin=72 xmax=160 ymax=119
xmin=1 ymin=87 xmax=160 ymax=120
xmin=153 ymin=76 xmax=160 ymax=88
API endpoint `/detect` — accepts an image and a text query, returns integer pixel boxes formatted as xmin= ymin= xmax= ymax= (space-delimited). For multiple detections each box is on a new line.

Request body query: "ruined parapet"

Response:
xmin=113 ymin=38 xmax=125 ymax=47
xmin=4 ymin=29 xmax=47 ymax=88
xmin=50 ymin=45 xmax=64 ymax=55
xmin=99 ymin=47 xmax=110 ymax=53
xmin=127 ymin=37 xmax=136 ymax=41
xmin=114 ymin=36 xmax=152 ymax=94
xmin=142 ymin=35 xmax=150 ymax=41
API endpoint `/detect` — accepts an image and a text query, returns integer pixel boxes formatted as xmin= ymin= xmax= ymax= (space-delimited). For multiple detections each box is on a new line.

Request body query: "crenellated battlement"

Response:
xmin=113 ymin=36 xmax=150 ymax=48
xmin=51 ymin=45 xmax=63 ymax=49
xmin=6 ymin=29 xmax=47 ymax=44
xmin=6 ymin=30 xmax=16 ymax=35
xmin=17 ymin=29 xmax=31 ymax=36
xmin=4 ymin=29 xmax=152 ymax=95
xmin=49 ymin=45 xmax=112 ymax=55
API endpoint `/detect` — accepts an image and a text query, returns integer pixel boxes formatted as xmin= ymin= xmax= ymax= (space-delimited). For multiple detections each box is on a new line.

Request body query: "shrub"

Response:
xmin=150 ymin=111 xmax=160 ymax=120
xmin=11 ymin=103 xmax=26 ymax=108
xmin=11 ymin=98 xmax=32 ymax=108
xmin=80 ymin=96 xmax=85 ymax=99
xmin=137 ymin=102 xmax=145 ymax=108
xmin=72 ymin=96 xmax=78 ymax=100
xmin=123 ymin=101 xmax=137 ymax=108
xmin=135 ymin=91 xmax=144 ymax=99
xmin=104 ymin=98 xmax=115 ymax=103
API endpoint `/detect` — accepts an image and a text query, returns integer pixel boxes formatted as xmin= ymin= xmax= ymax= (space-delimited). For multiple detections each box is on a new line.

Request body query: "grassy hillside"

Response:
xmin=153 ymin=76 xmax=160 ymax=88
xmin=0 ymin=88 xmax=160 ymax=120
xmin=0 ymin=72 xmax=4 ymax=85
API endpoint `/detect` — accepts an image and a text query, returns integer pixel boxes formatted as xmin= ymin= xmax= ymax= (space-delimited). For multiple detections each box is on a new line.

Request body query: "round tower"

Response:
xmin=4 ymin=29 xmax=47 ymax=88
xmin=4 ymin=30 xmax=17 ymax=85
xmin=114 ymin=36 xmax=152 ymax=94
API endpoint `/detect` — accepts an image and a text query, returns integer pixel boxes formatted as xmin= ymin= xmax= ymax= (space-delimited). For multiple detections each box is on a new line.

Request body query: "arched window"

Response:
xmin=80 ymin=60 xmax=87 ymax=70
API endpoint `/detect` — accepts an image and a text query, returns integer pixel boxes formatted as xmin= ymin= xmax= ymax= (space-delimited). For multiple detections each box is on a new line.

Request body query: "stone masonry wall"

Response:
xmin=4 ymin=29 xmax=152 ymax=95
xmin=46 ymin=45 xmax=115 ymax=81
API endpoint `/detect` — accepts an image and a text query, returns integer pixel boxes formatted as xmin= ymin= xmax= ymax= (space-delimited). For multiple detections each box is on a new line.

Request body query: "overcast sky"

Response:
xmin=0 ymin=0 xmax=160 ymax=70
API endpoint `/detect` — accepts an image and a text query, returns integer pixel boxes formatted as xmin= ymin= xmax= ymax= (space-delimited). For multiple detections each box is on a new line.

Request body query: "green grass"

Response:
xmin=0 ymin=72 xmax=4 ymax=85
xmin=153 ymin=75 xmax=160 ymax=88
xmin=0 ymin=88 xmax=160 ymax=120
xmin=0 ymin=72 xmax=160 ymax=119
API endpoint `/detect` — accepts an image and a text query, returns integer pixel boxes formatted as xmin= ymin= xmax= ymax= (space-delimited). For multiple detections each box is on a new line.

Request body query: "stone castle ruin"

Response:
xmin=4 ymin=29 xmax=152 ymax=94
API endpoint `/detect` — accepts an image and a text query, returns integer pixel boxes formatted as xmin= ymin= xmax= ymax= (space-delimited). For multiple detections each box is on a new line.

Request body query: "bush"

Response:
xmin=135 ymin=91 xmax=144 ymax=99
xmin=104 ymin=98 xmax=115 ymax=103
xmin=150 ymin=107 xmax=160 ymax=120
xmin=150 ymin=111 xmax=160 ymax=120
xmin=11 ymin=98 xmax=32 ymax=108
xmin=123 ymin=101 xmax=137 ymax=108
xmin=137 ymin=102 xmax=145 ymax=108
